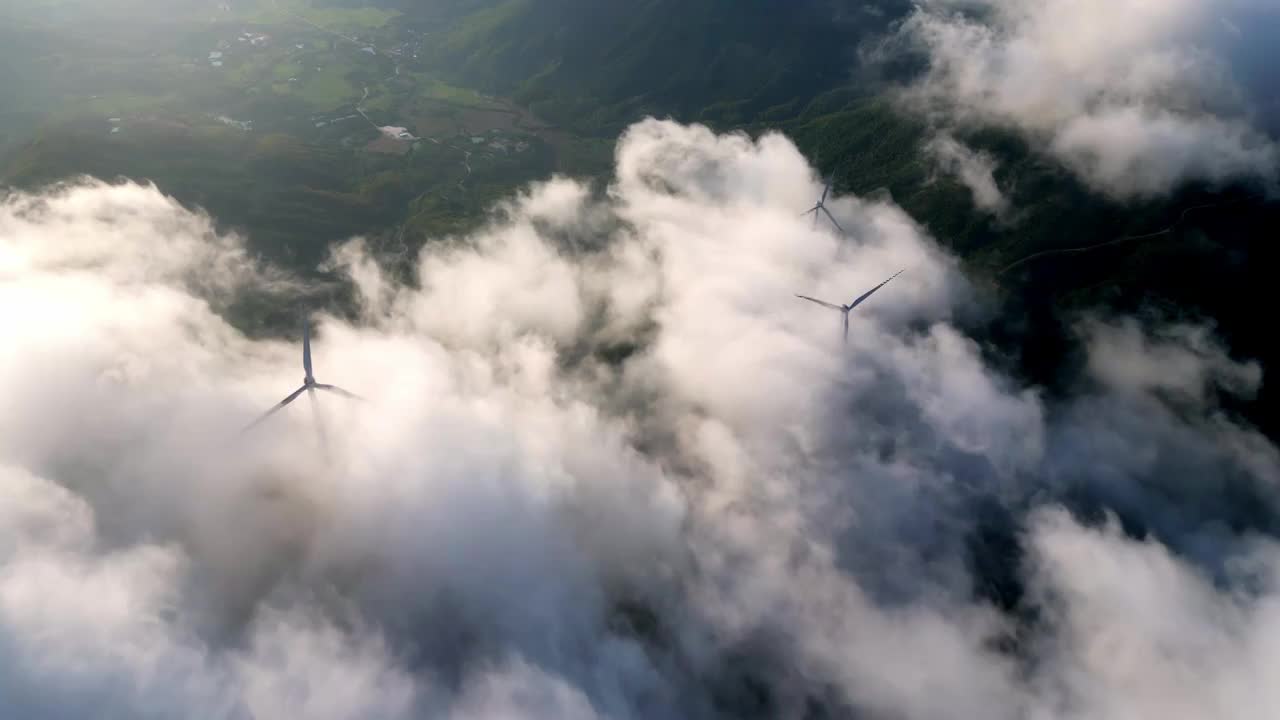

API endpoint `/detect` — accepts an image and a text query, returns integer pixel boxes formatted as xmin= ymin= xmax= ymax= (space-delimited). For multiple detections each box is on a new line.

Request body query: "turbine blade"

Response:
xmin=843 ymin=310 xmax=849 ymax=344
xmin=315 ymin=384 xmax=364 ymax=401
xmin=302 ymin=320 xmax=314 ymax=380
xmin=800 ymin=205 xmax=820 ymax=218
xmin=846 ymin=269 xmax=906 ymax=310
xmin=242 ymin=385 xmax=307 ymax=432
xmin=795 ymin=294 xmax=844 ymax=312
xmin=821 ymin=206 xmax=845 ymax=235
xmin=820 ymin=179 xmax=832 ymax=205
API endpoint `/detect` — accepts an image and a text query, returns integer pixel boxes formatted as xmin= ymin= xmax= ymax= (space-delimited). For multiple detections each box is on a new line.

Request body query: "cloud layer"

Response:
xmin=901 ymin=0 xmax=1280 ymax=198
xmin=2 ymin=120 xmax=1279 ymax=718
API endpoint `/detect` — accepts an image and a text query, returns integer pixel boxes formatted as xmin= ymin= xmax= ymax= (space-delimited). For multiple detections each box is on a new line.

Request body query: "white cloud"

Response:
xmin=925 ymin=132 xmax=1010 ymax=215
xmin=1028 ymin=509 xmax=1280 ymax=719
xmin=901 ymin=0 xmax=1280 ymax=197
xmin=450 ymin=660 xmax=603 ymax=720
xmin=1082 ymin=317 xmax=1262 ymax=403
xmin=235 ymin=609 xmax=421 ymax=720
xmin=0 ymin=121 xmax=1278 ymax=718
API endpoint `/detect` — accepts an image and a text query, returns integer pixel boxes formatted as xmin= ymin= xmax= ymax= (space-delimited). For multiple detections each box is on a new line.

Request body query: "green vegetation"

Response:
xmin=272 ymin=59 xmax=305 ymax=82
xmin=298 ymin=5 xmax=399 ymax=28
xmin=415 ymin=0 xmax=908 ymax=137
xmin=245 ymin=1 xmax=399 ymax=29
xmin=415 ymin=75 xmax=496 ymax=107
xmin=433 ymin=0 xmax=532 ymax=57
xmin=293 ymin=64 xmax=357 ymax=108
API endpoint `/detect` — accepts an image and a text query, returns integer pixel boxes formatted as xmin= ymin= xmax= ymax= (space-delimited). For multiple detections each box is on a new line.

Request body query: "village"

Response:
xmin=96 ymin=10 xmax=544 ymax=179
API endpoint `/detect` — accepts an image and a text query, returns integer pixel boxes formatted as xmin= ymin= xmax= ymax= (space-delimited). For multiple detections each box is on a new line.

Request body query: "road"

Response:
xmin=355 ymin=86 xmax=379 ymax=132
xmin=998 ymin=196 xmax=1261 ymax=275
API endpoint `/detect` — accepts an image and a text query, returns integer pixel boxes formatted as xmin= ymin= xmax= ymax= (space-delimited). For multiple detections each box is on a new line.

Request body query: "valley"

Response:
xmin=0 ymin=0 xmax=609 ymax=270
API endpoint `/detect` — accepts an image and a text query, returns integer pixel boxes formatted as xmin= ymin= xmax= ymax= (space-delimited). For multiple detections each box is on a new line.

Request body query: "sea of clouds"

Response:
xmin=1 ymin=119 xmax=1278 ymax=718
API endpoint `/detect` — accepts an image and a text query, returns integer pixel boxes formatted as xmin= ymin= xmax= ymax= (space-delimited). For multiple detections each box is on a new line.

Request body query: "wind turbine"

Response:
xmin=243 ymin=321 xmax=362 ymax=439
xmin=796 ymin=269 xmax=905 ymax=343
xmin=803 ymin=171 xmax=845 ymax=235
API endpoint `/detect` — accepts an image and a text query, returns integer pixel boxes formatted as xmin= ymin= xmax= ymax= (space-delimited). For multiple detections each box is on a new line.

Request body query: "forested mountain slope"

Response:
xmin=377 ymin=0 xmax=908 ymax=134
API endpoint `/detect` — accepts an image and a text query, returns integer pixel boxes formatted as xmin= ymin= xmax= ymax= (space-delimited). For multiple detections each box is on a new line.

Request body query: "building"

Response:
xmin=379 ymin=126 xmax=416 ymax=141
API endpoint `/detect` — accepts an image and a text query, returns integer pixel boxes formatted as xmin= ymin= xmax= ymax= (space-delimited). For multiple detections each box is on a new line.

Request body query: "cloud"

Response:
xmin=0 ymin=463 xmax=415 ymax=720
xmin=0 ymin=179 xmax=299 ymax=303
xmin=1 ymin=120 xmax=1279 ymax=718
xmin=900 ymin=0 xmax=1280 ymax=197
xmin=1026 ymin=508 xmax=1280 ymax=719
xmin=1081 ymin=317 xmax=1262 ymax=404
xmin=925 ymin=132 xmax=1010 ymax=216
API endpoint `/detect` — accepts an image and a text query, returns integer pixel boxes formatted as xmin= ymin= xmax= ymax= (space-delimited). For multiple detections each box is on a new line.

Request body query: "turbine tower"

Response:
xmin=243 ymin=320 xmax=362 ymax=440
xmin=796 ymin=269 xmax=905 ymax=343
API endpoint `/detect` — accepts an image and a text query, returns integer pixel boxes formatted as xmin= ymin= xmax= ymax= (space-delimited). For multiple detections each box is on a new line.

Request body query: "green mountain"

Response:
xmin=406 ymin=0 xmax=908 ymax=136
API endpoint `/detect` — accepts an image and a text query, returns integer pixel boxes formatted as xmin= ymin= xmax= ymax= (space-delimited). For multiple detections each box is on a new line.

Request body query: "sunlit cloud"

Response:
xmin=0 ymin=120 xmax=1277 ymax=718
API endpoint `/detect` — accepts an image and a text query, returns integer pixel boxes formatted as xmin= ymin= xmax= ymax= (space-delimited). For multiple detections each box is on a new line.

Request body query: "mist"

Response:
xmin=2 ymin=119 xmax=1279 ymax=718
xmin=899 ymin=0 xmax=1280 ymax=198
xmin=924 ymin=132 xmax=1009 ymax=216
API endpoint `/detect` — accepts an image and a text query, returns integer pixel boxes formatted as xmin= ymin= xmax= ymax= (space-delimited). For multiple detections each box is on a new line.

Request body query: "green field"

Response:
xmin=299 ymin=6 xmax=399 ymax=29
xmin=413 ymin=74 xmax=499 ymax=108
xmin=80 ymin=93 xmax=176 ymax=117
xmin=272 ymin=59 xmax=305 ymax=82
xmin=293 ymin=64 xmax=358 ymax=109
xmin=0 ymin=0 xmax=582 ymax=285
xmin=247 ymin=1 xmax=399 ymax=30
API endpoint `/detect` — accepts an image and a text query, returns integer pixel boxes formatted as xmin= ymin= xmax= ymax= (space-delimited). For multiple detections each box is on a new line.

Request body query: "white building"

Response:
xmin=379 ymin=126 xmax=416 ymax=140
